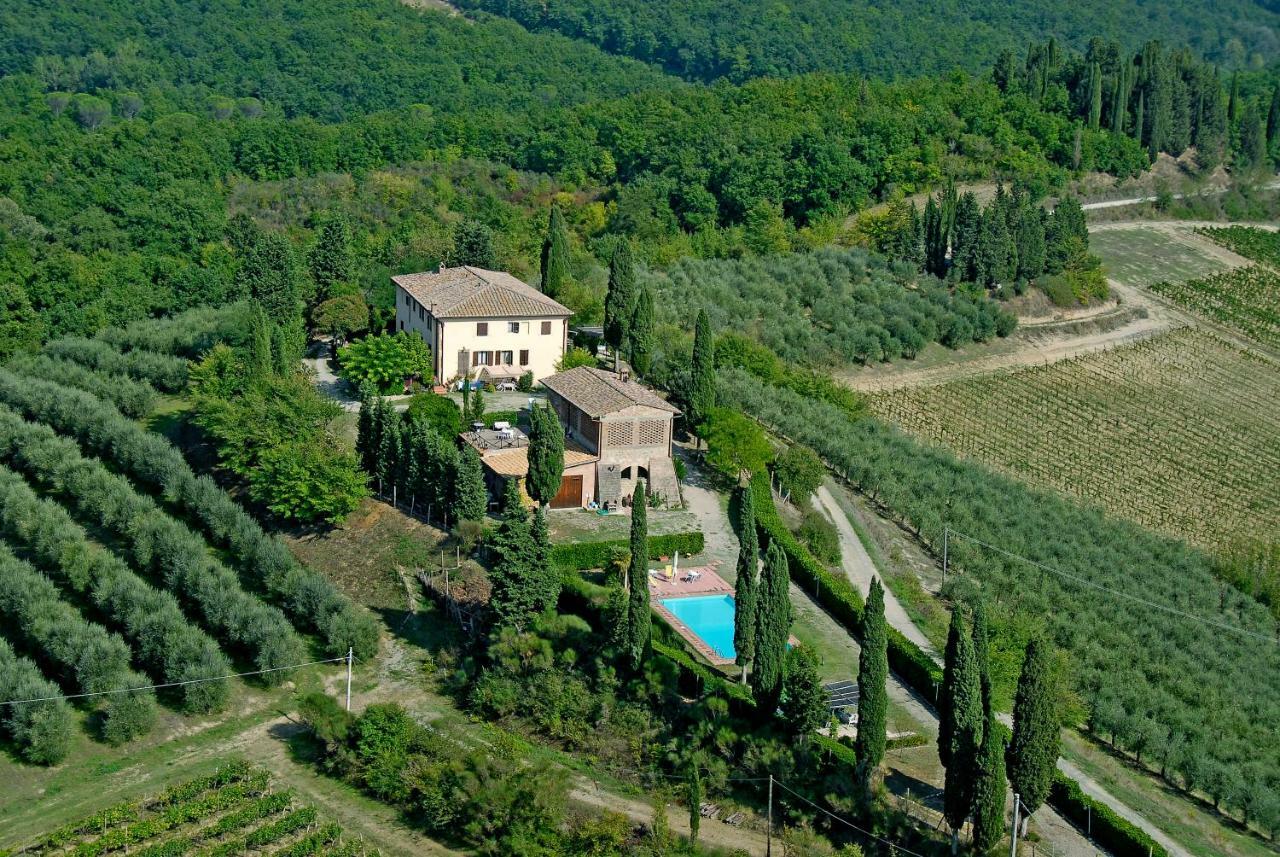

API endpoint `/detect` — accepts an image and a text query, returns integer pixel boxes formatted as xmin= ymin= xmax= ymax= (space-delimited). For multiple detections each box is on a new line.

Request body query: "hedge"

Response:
xmin=749 ymin=472 xmax=942 ymax=697
xmin=0 ymin=466 xmax=231 ymax=713
xmin=551 ymin=531 xmax=706 ymax=571
xmin=42 ymin=337 xmax=189 ymax=392
xmin=0 ymin=371 xmax=379 ymax=660
xmin=1049 ymin=771 xmax=1170 ymax=857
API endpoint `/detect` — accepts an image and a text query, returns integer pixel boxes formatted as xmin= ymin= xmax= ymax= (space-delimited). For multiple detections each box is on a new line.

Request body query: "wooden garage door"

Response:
xmin=551 ymin=474 xmax=583 ymax=509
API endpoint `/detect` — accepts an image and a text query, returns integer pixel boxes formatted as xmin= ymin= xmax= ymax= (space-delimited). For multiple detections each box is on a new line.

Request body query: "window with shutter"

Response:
xmin=519 ymin=349 xmax=529 ymax=366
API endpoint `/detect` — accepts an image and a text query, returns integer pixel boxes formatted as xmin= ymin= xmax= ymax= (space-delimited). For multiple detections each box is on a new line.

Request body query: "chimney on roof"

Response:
xmin=618 ymin=369 xmax=629 ymax=383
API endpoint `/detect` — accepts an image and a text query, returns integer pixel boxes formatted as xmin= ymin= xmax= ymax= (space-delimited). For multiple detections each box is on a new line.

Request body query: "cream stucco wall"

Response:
xmin=395 ymin=286 xmax=567 ymax=383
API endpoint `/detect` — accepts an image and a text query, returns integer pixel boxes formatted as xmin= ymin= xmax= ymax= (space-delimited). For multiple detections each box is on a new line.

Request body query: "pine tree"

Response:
xmin=971 ymin=708 xmax=1008 ymax=853
xmin=452 ymin=219 xmax=497 ymax=269
xmin=308 ymin=212 xmax=353 ymax=299
xmin=454 ymin=446 xmax=488 ymax=521
xmin=528 ymin=507 xmax=560 ymax=614
xmin=526 ymin=405 xmax=565 ymax=509
xmin=628 ymin=285 xmax=655 ymax=377
xmin=752 ymin=540 xmax=792 ymax=712
xmin=539 ymin=202 xmax=570 ymax=299
xmin=781 ymin=646 xmax=827 ymax=735
xmin=239 ymin=231 xmax=304 ymax=321
xmin=603 ymin=241 xmax=636 ymax=371
xmin=854 ymin=577 xmax=888 ymax=798
xmin=1088 ymin=62 xmax=1103 ymax=129
xmin=1008 ymin=637 xmax=1060 ymax=836
xmin=732 ymin=485 xmax=759 ymax=684
xmin=688 ymin=310 xmax=715 ymax=440
xmin=941 ymin=609 xmax=983 ymax=853
xmin=625 ymin=480 xmax=650 ymax=670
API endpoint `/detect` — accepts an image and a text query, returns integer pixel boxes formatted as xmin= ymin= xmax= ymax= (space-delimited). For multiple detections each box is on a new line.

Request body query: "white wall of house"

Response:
xmin=394 ymin=286 xmax=568 ymax=383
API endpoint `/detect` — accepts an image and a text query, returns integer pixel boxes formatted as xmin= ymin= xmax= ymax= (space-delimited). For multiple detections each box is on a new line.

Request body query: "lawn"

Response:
xmin=1090 ymin=226 xmax=1231 ymax=288
xmin=548 ymin=507 xmax=701 ymax=545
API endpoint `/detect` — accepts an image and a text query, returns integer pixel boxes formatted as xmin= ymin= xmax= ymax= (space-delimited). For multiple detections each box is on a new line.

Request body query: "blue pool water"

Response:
xmin=662 ymin=594 xmax=737 ymax=659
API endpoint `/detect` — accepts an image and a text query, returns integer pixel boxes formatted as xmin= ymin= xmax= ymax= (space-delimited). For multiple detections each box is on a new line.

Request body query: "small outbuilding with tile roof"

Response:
xmin=393 ymin=266 xmax=573 ymax=385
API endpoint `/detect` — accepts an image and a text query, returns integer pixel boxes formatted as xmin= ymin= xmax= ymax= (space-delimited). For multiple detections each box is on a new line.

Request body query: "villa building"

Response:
xmin=392 ymin=266 xmax=573 ymax=386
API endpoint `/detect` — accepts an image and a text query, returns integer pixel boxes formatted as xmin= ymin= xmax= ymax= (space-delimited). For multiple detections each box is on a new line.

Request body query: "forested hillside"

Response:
xmin=453 ymin=0 xmax=1280 ymax=82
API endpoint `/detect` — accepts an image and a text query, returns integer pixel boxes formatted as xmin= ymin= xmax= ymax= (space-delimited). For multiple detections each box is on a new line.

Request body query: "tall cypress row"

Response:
xmin=752 ymin=539 xmax=793 ymax=712
xmin=626 ymin=480 xmax=650 ymax=670
xmin=1008 ymin=636 xmax=1060 ymax=836
xmin=732 ymin=484 xmax=759 ymax=684
xmin=539 ymin=201 xmax=570 ymax=299
xmin=941 ymin=609 xmax=983 ymax=853
xmin=854 ymin=577 xmax=888 ymax=798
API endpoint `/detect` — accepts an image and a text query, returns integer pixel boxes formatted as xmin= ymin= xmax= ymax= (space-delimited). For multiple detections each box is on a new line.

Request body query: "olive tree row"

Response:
xmin=41 ymin=337 xmax=188 ymax=392
xmin=0 ymin=637 xmax=73 ymax=765
xmin=0 ymin=370 xmax=378 ymax=659
xmin=0 ymin=467 xmax=230 ymax=713
xmin=0 ymin=408 xmax=305 ymax=676
xmin=96 ymin=303 xmax=253 ymax=359
xmin=7 ymin=355 xmax=156 ymax=418
xmin=0 ymin=545 xmax=158 ymax=744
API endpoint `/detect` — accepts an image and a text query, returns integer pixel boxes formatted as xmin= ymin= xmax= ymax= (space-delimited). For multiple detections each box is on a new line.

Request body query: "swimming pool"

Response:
xmin=661 ymin=594 xmax=737 ymax=660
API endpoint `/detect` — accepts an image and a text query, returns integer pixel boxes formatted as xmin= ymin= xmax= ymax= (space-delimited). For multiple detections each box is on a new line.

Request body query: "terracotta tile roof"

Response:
xmin=541 ymin=367 xmax=680 ymax=418
xmin=391 ymin=266 xmax=572 ymax=319
xmin=479 ymin=442 xmax=598 ymax=477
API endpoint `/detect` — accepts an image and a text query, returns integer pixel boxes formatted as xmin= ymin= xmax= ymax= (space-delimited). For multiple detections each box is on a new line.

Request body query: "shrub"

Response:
xmin=797 ymin=506 xmax=840 ymax=566
xmin=550 ymin=531 xmax=705 ymax=571
xmin=0 ymin=407 xmax=305 ymax=674
xmin=0 ymin=466 xmax=231 ymax=712
xmin=556 ymin=347 xmax=596 ymax=371
xmin=42 ymin=337 xmax=189 ymax=392
xmin=407 ymin=393 xmax=463 ymax=437
xmin=517 ymin=370 xmax=534 ymax=392
xmin=0 ymin=637 xmax=73 ymax=764
xmin=0 ymin=372 xmax=378 ymax=659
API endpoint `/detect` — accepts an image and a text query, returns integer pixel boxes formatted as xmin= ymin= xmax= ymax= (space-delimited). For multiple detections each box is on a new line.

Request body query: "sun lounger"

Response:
xmin=699 ymin=802 xmax=720 ymax=818
xmin=724 ymin=812 xmax=745 ymax=827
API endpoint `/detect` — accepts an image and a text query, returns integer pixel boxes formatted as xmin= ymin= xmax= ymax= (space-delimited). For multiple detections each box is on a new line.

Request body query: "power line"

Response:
xmin=771 ymin=777 xmax=931 ymax=857
xmin=0 ymin=657 xmax=349 ymax=707
xmin=946 ymin=527 xmax=1278 ymax=644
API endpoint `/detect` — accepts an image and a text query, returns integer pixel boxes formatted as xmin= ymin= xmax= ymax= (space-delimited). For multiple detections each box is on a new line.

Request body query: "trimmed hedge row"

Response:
xmin=550 ymin=531 xmax=706 ymax=571
xmin=0 ymin=544 xmax=158 ymax=744
xmin=42 ymin=337 xmax=189 ymax=393
xmin=0 ymin=636 xmax=73 ymax=765
xmin=7 ymin=354 xmax=156 ymax=418
xmin=97 ymin=303 xmax=253 ymax=359
xmin=1049 ymin=771 xmax=1170 ymax=857
xmin=0 ymin=408 xmax=304 ymax=676
xmin=0 ymin=371 xmax=379 ymax=659
xmin=748 ymin=472 xmax=942 ymax=696
xmin=0 ymin=467 xmax=231 ymax=713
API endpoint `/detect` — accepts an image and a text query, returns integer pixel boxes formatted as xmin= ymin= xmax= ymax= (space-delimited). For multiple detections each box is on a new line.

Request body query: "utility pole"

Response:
xmin=766 ymin=775 xmax=773 ymax=857
xmin=345 ymin=647 xmax=353 ymax=712
xmin=1009 ymin=792 xmax=1021 ymax=857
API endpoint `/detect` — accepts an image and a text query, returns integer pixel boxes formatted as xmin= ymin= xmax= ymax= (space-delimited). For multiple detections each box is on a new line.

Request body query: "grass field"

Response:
xmin=1090 ymin=227 xmax=1231 ymax=287
xmin=867 ymin=328 xmax=1280 ymax=562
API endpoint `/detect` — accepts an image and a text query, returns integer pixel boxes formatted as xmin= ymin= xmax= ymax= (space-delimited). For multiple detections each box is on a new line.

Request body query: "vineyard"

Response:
xmin=1199 ymin=225 xmax=1280 ymax=267
xmin=5 ymin=760 xmax=379 ymax=856
xmin=1149 ymin=266 xmax=1280 ymax=350
xmin=867 ymin=328 xmax=1280 ymax=587
xmin=0 ymin=305 xmax=376 ymax=761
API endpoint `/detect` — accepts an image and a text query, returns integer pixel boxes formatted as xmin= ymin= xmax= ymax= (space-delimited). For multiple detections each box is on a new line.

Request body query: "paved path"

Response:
xmin=815 ymin=485 xmax=938 ymax=657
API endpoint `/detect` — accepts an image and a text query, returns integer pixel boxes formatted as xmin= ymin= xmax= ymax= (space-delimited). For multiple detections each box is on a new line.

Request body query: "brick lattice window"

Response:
xmin=637 ymin=420 xmax=665 ymax=446
xmin=605 ymin=421 xmax=633 ymax=447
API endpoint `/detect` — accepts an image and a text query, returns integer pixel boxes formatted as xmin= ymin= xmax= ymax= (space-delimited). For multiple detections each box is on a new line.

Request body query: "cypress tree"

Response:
xmin=628 ymin=285 xmax=655 ymax=377
xmin=356 ymin=393 xmax=376 ymax=473
xmin=488 ymin=480 xmax=539 ymax=626
xmin=687 ymin=758 xmax=703 ymax=845
xmin=1088 ymin=62 xmax=1103 ymax=129
xmin=781 ymin=646 xmax=827 ymax=735
xmin=752 ymin=540 xmax=793 ymax=712
xmin=249 ymin=305 xmax=273 ymax=379
xmin=454 ymin=446 xmax=488 ymax=522
xmin=603 ymin=241 xmax=636 ymax=370
xmin=1135 ymin=89 xmax=1145 ymax=144
xmin=539 ymin=202 xmax=570 ymax=299
xmin=376 ymin=414 xmax=403 ymax=495
xmin=239 ymin=231 xmax=304 ymax=321
xmin=924 ymin=195 xmax=946 ymax=277
xmin=971 ymin=708 xmax=1008 ymax=853
xmin=1008 ymin=637 xmax=1060 ymax=836
xmin=1015 ymin=204 xmax=1047 ymax=281
xmin=732 ymin=485 xmax=759 ymax=683
xmin=308 ymin=212 xmax=353 ymax=299
xmin=1267 ymin=85 xmax=1280 ymax=148
xmin=528 ymin=507 xmax=560 ymax=614
xmin=949 ymin=193 xmax=981 ymax=282
xmin=971 ymin=597 xmax=993 ymax=718
xmin=625 ymin=480 xmax=650 ymax=670
xmin=688 ymin=310 xmax=715 ymax=441
xmin=1227 ymin=71 xmax=1240 ymax=124
xmin=854 ymin=577 xmax=888 ymax=798
xmin=526 ymin=405 xmax=565 ymax=509
xmin=941 ymin=609 xmax=983 ymax=853
xmin=1111 ymin=63 xmax=1128 ymax=134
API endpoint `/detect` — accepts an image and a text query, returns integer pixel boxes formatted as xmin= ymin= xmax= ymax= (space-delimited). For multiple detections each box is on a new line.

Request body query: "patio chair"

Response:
xmin=684 ymin=569 xmax=703 ymax=583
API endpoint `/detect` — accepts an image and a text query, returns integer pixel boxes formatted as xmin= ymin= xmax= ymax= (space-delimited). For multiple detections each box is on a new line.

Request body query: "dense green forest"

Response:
xmin=453 ymin=0 xmax=1280 ymax=82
